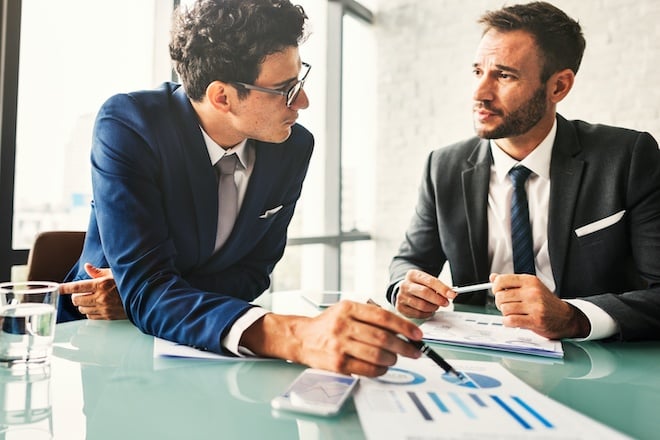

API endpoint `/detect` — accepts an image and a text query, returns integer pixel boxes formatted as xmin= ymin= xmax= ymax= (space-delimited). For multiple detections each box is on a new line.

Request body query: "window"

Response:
xmin=0 ymin=0 xmax=173 ymax=278
xmin=271 ymin=1 xmax=376 ymax=293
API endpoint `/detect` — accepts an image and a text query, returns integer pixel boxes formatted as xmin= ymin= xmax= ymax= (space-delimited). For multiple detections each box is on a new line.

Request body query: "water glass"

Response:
xmin=0 ymin=282 xmax=59 ymax=368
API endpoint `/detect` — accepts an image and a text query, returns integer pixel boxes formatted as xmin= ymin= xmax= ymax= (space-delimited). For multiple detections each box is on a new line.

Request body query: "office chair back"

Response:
xmin=26 ymin=231 xmax=85 ymax=282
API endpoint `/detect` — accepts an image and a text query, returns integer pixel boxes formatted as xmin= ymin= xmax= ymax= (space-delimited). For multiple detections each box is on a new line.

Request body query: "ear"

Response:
xmin=547 ymin=68 xmax=575 ymax=104
xmin=205 ymin=81 xmax=232 ymax=112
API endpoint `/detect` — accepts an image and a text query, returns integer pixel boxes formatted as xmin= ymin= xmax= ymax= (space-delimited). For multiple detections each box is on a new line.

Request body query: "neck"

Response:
xmin=191 ymin=99 xmax=245 ymax=149
xmin=495 ymin=112 xmax=556 ymax=161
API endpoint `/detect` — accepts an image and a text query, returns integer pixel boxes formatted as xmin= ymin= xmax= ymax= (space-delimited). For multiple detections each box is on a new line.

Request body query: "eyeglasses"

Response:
xmin=231 ymin=62 xmax=311 ymax=107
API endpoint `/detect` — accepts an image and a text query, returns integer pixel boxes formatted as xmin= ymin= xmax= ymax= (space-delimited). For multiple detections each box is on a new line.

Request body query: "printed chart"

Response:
xmin=419 ymin=310 xmax=564 ymax=358
xmin=354 ymin=358 xmax=630 ymax=439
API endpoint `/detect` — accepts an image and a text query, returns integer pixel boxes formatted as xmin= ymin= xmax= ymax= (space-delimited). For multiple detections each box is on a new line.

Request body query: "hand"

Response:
xmin=490 ymin=273 xmax=590 ymax=339
xmin=395 ymin=269 xmax=456 ymax=319
xmin=58 ymin=263 xmax=127 ymax=320
xmin=240 ymin=300 xmax=423 ymax=377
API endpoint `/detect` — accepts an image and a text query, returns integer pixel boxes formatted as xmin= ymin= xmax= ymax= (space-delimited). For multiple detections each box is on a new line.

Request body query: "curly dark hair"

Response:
xmin=169 ymin=0 xmax=308 ymax=101
xmin=478 ymin=1 xmax=586 ymax=82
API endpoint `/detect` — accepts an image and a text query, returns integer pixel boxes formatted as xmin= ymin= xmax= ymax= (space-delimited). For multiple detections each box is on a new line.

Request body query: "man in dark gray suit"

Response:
xmin=388 ymin=1 xmax=660 ymax=341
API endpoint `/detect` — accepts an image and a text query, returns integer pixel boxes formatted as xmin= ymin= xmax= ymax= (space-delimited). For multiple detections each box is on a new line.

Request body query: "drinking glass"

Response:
xmin=0 ymin=282 xmax=59 ymax=368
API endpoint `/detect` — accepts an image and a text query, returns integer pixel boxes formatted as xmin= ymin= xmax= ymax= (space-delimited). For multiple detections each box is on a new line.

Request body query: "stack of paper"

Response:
xmin=419 ymin=310 xmax=563 ymax=358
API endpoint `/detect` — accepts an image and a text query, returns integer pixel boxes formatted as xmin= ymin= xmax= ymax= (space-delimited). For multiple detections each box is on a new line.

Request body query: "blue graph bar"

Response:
xmin=491 ymin=395 xmax=532 ymax=429
xmin=449 ymin=392 xmax=476 ymax=419
xmin=428 ymin=392 xmax=449 ymax=413
xmin=408 ymin=392 xmax=433 ymax=421
xmin=469 ymin=393 xmax=487 ymax=407
xmin=512 ymin=396 xmax=554 ymax=428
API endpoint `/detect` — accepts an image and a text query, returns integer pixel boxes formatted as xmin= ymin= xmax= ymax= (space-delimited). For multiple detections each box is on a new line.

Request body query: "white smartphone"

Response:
xmin=270 ymin=368 xmax=359 ymax=416
xmin=302 ymin=291 xmax=342 ymax=308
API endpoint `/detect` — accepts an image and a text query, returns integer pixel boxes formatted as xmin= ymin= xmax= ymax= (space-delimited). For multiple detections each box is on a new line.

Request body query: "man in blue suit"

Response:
xmin=388 ymin=2 xmax=660 ymax=341
xmin=59 ymin=0 xmax=423 ymax=377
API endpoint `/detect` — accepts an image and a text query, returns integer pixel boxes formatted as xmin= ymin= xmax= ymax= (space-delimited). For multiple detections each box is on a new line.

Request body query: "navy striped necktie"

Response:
xmin=509 ymin=166 xmax=536 ymax=275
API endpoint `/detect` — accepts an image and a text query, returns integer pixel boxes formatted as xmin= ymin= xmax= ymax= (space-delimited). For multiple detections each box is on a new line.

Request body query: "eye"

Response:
xmin=497 ymin=71 xmax=517 ymax=80
xmin=472 ymin=68 xmax=483 ymax=77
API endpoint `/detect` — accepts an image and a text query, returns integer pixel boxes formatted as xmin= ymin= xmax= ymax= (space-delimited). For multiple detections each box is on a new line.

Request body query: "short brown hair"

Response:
xmin=478 ymin=1 xmax=585 ymax=82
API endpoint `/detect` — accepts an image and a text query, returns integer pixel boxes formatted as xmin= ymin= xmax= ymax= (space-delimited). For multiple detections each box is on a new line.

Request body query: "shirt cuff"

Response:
xmin=221 ymin=307 xmax=270 ymax=356
xmin=564 ymin=299 xmax=619 ymax=341
xmin=390 ymin=280 xmax=404 ymax=307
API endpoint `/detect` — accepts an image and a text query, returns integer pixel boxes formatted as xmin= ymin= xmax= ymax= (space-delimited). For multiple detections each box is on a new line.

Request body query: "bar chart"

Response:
xmin=354 ymin=358 xmax=630 ymax=439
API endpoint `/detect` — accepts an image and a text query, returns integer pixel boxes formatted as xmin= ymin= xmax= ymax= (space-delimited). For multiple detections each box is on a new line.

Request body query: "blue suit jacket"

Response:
xmin=388 ymin=115 xmax=660 ymax=340
xmin=60 ymin=82 xmax=314 ymax=354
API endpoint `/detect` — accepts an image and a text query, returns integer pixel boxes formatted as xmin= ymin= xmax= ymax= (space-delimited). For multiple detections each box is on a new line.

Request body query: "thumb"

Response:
xmin=84 ymin=263 xmax=113 ymax=279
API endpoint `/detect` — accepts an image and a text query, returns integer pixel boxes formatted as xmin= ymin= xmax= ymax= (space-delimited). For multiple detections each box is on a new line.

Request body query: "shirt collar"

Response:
xmin=489 ymin=117 xmax=557 ymax=183
xmin=200 ymin=127 xmax=250 ymax=170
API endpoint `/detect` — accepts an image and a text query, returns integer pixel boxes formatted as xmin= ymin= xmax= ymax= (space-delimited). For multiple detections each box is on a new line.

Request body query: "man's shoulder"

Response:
xmin=101 ymin=82 xmax=182 ymax=112
xmin=560 ymin=115 xmax=654 ymax=143
xmin=429 ymin=136 xmax=487 ymax=163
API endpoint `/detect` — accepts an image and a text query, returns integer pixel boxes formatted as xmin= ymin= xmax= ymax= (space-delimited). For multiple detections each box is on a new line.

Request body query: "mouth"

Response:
xmin=473 ymin=104 xmax=500 ymax=122
xmin=284 ymin=115 xmax=298 ymax=126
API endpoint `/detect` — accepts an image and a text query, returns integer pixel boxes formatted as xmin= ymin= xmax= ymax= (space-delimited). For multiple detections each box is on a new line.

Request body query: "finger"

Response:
xmin=58 ymin=280 xmax=95 ymax=295
xmin=350 ymin=302 xmax=423 ymax=342
xmin=396 ymin=301 xmax=435 ymax=320
xmin=398 ymin=288 xmax=445 ymax=312
xmin=75 ymin=295 xmax=98 ymax=307
xmin=406 ymin=270 xmax=452 ymax=298
xmin=327 ymin=354 xmax=389 ymax=377
xmin=77 ymin=304 xmax=95 ymax=316
xmin=348 ymin=320 xmax=421 ymax=360
xmin=84 ymin=263 xmax=112 ymax=279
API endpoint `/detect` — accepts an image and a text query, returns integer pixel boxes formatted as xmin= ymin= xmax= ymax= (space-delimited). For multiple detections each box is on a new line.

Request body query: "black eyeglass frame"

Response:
xmin=230 ymin=62 xmax=311 ymax=108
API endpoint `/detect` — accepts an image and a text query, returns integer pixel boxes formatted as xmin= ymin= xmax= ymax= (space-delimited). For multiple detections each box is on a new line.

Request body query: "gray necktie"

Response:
xmin=215 ymin=154 xmax=238 ymax=249
xmin=509 ymin=165 xmax=536 ymax=275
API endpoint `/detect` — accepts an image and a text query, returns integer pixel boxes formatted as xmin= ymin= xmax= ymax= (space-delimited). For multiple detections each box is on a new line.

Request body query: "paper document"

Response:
xmin=420 ymin=310 xmax=563 ymax=358
xmin=354 ymin=357 xmax=630 ymax=439
xmin=153 ymin=337 xmax=268 ymax=361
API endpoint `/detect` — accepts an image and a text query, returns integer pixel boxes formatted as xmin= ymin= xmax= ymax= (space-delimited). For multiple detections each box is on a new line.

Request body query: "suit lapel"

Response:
xmin=172 ymin=87 xmax=218 ymax=259
xmin=462 ymin=139 xmax=492 ymax=280
xmin=548 ymin=115 xmax=585 ymax=294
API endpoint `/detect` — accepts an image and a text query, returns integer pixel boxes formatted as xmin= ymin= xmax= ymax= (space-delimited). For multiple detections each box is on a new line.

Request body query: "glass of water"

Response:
xmin=0 ymin=282 xmax=59 ymax=368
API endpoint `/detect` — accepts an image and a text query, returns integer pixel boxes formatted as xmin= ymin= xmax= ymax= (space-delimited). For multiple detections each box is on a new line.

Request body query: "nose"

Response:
xmin=473 ymin=74 xmax=494 ymax=103
xmin=290 ymin=88 xmax=309 ymax=110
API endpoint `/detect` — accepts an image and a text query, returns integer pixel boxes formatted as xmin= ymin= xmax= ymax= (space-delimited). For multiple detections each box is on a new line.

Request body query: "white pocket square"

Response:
xmin=259 ymin=205 xmax=283 ymax=219
xmin=575 ymin=210 xmax=625 ymax=237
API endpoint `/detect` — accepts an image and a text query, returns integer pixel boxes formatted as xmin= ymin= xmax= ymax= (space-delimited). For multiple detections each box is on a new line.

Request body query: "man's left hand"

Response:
xmin=490 ymin=273 xmax=590 ymax=339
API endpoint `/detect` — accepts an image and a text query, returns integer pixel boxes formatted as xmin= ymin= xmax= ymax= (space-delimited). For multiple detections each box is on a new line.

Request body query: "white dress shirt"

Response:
xmin=201 ymin=129 xmax=269 ymax=355
xmin=488 ymin=119 xmax=618 ymax=340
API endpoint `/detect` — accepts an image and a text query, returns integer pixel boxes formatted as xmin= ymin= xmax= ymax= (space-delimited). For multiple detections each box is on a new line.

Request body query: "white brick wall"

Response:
xmin=371 ymin=0 xmax=660 ymax=290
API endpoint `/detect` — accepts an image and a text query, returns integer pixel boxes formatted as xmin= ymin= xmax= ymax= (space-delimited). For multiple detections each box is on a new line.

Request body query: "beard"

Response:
xmin=473 ymin=85 xmax=547 ymax=139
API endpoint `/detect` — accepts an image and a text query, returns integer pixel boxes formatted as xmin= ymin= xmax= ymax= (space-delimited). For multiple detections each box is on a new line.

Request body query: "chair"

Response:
xmin=26 ymin=231 xmax=86 ymax=282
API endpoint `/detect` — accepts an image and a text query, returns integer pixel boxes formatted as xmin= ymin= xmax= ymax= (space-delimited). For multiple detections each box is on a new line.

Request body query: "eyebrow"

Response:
xmin=271 ymin=76 xmax=297 ymax=89
xmin=473 ymin=62 xmax=522 ymax=76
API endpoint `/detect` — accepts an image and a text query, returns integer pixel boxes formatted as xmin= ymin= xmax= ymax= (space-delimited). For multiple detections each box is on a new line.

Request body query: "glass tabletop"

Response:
xmin=2 ymin=293 xmax=658 ymax=440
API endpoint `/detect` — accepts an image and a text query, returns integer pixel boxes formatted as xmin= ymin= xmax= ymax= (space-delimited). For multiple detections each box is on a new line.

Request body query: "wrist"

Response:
xmin=239 ymin=313 xmax=308 ymax=362
xmin=569 ymin=304 xmax=591 ymax=338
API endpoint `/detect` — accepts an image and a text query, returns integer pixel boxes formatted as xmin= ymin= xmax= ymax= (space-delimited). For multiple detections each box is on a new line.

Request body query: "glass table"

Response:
xmin=2 ymin=292 xmax=658 ymax=439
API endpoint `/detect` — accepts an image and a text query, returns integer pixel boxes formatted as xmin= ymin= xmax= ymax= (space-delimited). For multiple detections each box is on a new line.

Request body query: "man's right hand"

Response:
xmin=394 ymin=269 xmax=457 ymax=319
xmin=58 ymin=263 xmax=127 ymax=320
xmin=239 ymin=300 xmax=424 ymax=377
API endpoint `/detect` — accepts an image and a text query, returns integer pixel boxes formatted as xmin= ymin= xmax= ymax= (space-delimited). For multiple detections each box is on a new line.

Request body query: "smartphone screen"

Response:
xmin=271 ymin=369 xmax=359 ymax=416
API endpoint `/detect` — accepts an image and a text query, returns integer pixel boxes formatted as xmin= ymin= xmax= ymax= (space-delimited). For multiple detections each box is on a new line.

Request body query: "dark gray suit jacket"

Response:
xmin=388 ymin=115 xmax=660 ymax=341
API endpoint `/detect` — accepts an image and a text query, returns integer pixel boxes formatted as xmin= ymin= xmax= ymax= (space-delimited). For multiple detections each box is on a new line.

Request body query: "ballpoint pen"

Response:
xmin=451 ymin=282 xmax=493 ymax=294
xmin=366 ymin=299 xmax=467 ymax=382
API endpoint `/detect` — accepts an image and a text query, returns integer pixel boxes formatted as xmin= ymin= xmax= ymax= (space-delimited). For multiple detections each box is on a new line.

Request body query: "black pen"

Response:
xmin=366 ymin=299 xmax=466 ymax=382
